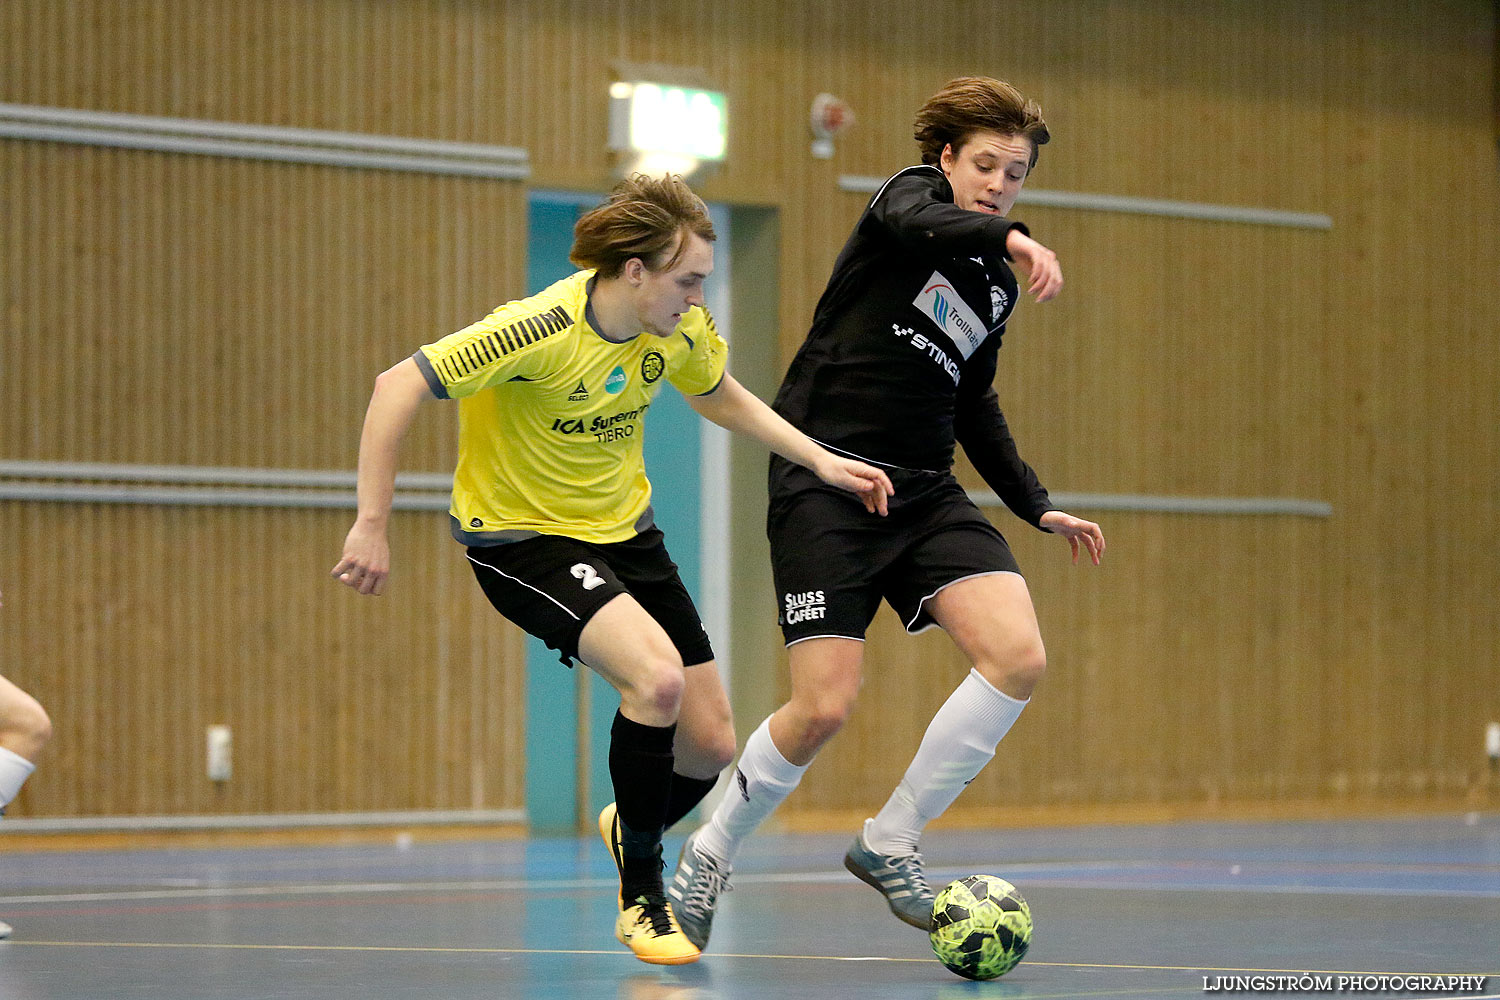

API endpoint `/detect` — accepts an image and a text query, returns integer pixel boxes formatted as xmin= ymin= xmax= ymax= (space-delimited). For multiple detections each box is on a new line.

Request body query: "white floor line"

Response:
xmin=2 ymin=861 xmax=1496 ymax=906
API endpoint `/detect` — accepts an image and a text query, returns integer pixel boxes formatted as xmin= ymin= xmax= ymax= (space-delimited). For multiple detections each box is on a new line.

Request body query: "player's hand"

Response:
xmin=1039 ymin=510 xmax=1104 ymax=565
xmin=814 ymin=455 xmax=894 ymax=516
xmin=1005 ymin=229 xmax=1063 ymax=302
xmin=331 ymin=521 xmax=391 ymax=595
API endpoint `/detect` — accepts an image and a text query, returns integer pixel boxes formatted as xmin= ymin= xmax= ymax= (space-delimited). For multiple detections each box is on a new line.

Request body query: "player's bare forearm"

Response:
xmin=687 ymin=375 xmax=893 ymax=513
xmin=332 ymin=357 xmax=431 ymax=595
xmin=688 ymin=374 xmax=825 ymax=468
xmin=1004 ymin=229 xmax=1063 ymax=302
xmin=352 ymin=358 xmax=431 ymax=527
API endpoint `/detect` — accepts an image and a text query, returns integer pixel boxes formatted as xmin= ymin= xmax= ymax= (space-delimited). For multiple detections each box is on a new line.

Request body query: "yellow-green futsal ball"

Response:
xmin=928 ymin=875 xmax=1033 ymax=980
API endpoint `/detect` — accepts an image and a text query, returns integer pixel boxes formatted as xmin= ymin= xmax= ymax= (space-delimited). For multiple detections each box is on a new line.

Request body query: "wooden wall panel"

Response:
xmin=1 ymin=1 xmax=530 ymax=818
xmin=0 ymin=502 xmax=522 ymax=817
xmin=0 ymin=144 xmax=520 ymax=470
xmin=1 ymin=0 xmax=1496 ymax=824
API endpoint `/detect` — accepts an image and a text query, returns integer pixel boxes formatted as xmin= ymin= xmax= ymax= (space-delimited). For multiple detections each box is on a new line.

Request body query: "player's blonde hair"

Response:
xmin=570 ymin=173 xmax=716 ymax=278
xmin=913 ymin=77 xmax=1049 ymax=170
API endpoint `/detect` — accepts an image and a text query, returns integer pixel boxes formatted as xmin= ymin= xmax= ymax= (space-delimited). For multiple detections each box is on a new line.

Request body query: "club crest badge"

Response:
xmin=641 ymin=351 xmax=665 ymax=385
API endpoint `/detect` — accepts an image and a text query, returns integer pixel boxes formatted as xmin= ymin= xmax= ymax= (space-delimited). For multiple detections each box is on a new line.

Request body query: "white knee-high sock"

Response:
xmin=0 ymin=746 xmax=37 ymax=809
xmin=695 ymin=716 xmax=808 ymax=865
xmin=865 ymin=669 xmax=1026 ymax=855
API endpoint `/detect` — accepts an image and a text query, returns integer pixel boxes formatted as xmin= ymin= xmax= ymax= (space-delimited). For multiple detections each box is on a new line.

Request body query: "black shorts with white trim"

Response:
xmin=767 ymin=458 xmax=1022 ymax=645
xmin=466 ymin=525 xmax=714 ymax=668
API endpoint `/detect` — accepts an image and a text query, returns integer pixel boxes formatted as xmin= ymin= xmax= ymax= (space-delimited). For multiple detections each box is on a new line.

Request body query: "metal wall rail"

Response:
xmin=0 ymin=459 xmax=451 ymax=491
xmin=976 ymin=490 xmax=1333 ymax=517
xmin=0 ymin=102 xmax=530 ymax=180
xmin=1 ymin=460 xmax=1331 ymax=517
xmin=0 ymin=460 xmax=452 ymax=511
xmin=0 ymin=808 xmax=525 ymax=834
xmin=0 ymin=481 xmax=451 ymax=512
xmin=837 ymin=174 xmax=1333 ymax=229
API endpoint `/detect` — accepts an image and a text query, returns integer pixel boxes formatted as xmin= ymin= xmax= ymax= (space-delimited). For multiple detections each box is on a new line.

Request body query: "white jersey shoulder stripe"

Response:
xmin=868 ymin=164 xmax=944 ymax=209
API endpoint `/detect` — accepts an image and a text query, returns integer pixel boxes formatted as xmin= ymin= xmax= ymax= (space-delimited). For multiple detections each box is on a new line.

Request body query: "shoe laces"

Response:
xmin=631 ymin=890 xmax=677 ymax=937
xmin=888 ymin=850 xmax=933 ymax=900
xmin=680 ymin=850 xmax=733 ymax=918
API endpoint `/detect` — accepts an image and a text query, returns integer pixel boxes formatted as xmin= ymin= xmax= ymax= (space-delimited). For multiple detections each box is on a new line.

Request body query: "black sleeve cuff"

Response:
xmin=692 ymin=372 xmax=727 ymax=397
xmin=411 ymin=350 xmax=450 ymax=399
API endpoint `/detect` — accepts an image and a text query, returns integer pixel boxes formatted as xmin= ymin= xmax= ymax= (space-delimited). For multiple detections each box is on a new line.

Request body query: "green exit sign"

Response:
xmin=609 ymin=82 xmax=727 ymax=162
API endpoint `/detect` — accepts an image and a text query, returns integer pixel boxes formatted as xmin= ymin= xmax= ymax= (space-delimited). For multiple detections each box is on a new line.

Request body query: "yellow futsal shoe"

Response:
xmin=597 ymin=803 xmax=700 ymax=965
xmin=614 ymin=889 xmax=701 ymax=965
xmin=599 ymin=802 xmax=626 ymax=903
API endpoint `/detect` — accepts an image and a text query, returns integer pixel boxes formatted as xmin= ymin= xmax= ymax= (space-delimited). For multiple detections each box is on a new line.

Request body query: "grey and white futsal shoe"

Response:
xmin=843 ymin=821 xmax=936 ymax=930
xmin=667 ymin=828 xmax=733 ymax=950
xmin=0 ymin=919 xmax=11 ymax=939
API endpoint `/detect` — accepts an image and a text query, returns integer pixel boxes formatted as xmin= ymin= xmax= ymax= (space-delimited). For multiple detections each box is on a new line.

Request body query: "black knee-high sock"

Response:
xmin=663 ymin=773 xmax=720 ymax=829
xmin=609 ymin=710 xmax=676 ymax=892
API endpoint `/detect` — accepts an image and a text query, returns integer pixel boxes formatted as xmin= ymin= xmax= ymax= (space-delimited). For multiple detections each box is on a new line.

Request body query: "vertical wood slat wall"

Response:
xmin=1 ymin=0 xmax=1496 ymax=822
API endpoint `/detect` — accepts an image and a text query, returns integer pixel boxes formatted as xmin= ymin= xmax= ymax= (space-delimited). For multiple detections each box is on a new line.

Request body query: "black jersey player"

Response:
xmin=669 ymin=77 xmax=1105 ymax=948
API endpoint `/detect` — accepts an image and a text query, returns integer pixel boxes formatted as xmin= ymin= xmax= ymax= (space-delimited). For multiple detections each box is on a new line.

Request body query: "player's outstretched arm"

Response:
xmin=686 ymin=374 xmax=894 ymax=515
xmin=331 ymin=357 xmax=433 ymax=596
xmin=1005 ymin=228 xmax=1063 ymax=302
xmin=1038 ymin=510 xmax=1105 ymax=566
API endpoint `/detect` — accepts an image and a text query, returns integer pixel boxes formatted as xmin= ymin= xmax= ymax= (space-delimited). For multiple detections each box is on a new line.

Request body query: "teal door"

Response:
xmin=523 ymin=190 xmax=728 ymax=834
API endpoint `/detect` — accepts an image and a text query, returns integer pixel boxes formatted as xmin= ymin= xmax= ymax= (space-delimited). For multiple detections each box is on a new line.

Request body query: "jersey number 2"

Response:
xmin=570 ymin=563 xmax=605 ymax=591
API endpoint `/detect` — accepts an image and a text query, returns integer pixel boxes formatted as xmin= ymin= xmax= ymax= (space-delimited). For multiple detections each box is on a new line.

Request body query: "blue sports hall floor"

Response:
xmin=0 ymin=813 xmax=1496 ymax=999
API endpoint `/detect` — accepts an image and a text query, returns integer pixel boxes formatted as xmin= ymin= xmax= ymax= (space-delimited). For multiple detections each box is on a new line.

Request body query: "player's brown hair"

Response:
xmin=913 ymin=77 xmax=1050 ymax=170
xmin=570 ymin=173 xmax=716 ymax=278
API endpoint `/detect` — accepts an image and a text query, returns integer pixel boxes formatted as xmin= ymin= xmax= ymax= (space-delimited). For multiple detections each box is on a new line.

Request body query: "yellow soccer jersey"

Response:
xmin=413 ymin=270 xmax=727 ymax=545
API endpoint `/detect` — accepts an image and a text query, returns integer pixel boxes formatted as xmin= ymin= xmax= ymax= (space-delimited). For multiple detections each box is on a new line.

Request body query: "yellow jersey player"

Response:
xmin=332 ymin=173 xmax=892 ymax=966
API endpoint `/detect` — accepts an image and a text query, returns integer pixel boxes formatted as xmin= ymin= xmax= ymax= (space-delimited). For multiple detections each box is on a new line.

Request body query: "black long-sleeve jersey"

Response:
xmin=770 ymin=164 xmax=1056 ymax=529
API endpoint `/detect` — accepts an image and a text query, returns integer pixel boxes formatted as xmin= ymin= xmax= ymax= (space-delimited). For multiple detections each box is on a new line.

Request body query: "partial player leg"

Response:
xmin=672 ymin=636 xmax=864 ymax=948
xmin=664 ymin=659 xmax=735 ymax=828
xmin=604 ymin=526 xmax=736 ymax=831
xmin=0 ymin=673 xmax=49 ymax=803
xmin=0 ymin=673 xmax=50 ymax=940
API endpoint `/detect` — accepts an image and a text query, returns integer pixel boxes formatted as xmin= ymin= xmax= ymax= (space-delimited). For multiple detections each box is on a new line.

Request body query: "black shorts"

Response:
xmin=466 ymin=526 xmax=714 ymax=668
xmin=767 ymin=461 xmax=1022 ymax=645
